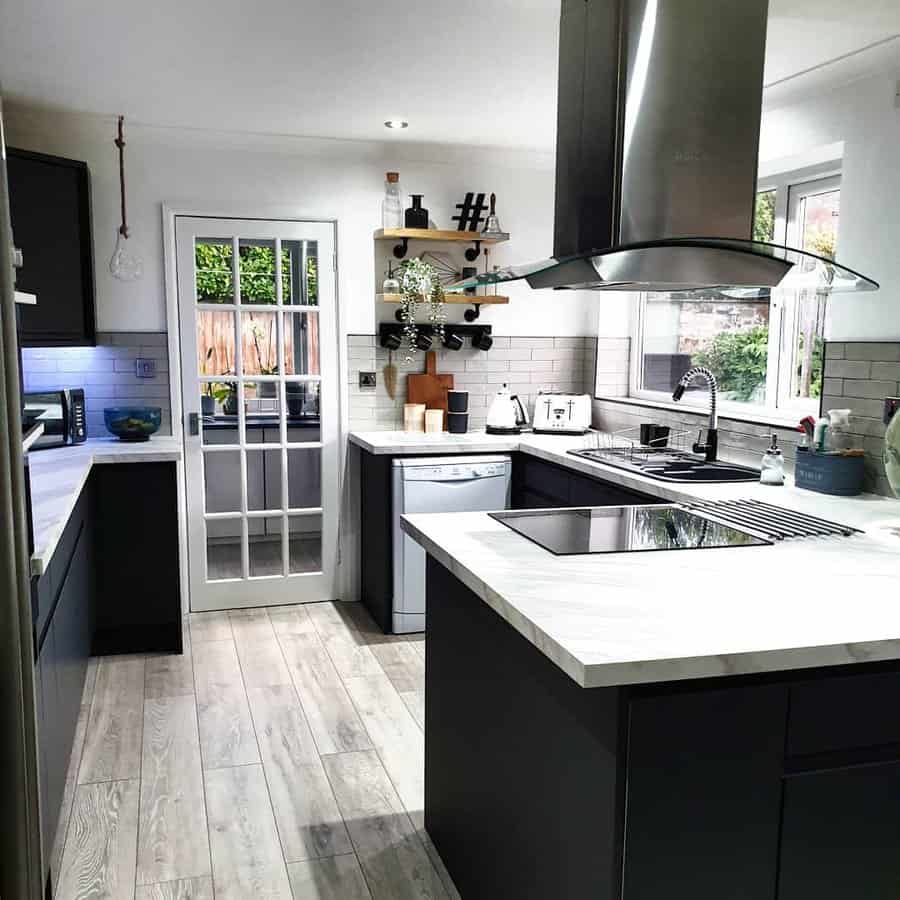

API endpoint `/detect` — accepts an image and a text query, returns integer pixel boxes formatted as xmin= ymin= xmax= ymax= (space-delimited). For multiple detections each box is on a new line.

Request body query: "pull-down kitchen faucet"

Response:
xmin=672 ymin=366 xmax=718 ymax=462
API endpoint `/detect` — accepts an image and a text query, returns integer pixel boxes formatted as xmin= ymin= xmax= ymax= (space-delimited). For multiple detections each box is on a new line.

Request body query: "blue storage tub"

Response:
xmin=794 ymin=449 xmax=865 ymax=496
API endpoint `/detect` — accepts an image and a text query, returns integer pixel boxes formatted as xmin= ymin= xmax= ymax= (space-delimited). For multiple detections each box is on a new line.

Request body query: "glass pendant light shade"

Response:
xmin=109 ymin=230 xmax=143 ymax=281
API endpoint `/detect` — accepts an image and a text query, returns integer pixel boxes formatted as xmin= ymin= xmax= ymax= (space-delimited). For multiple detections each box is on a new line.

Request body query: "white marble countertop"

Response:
xmin=349 ymin=430 xmax=521 ymax=455
xmin=352 ymin=428 xmax=900 ymax=687
xmin=28 ymin=437 xmax=183 ymax=576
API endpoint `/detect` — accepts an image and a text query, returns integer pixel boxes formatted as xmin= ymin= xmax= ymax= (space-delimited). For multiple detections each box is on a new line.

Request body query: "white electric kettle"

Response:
xmin=486 ymin=384 xmax=529 ymax=435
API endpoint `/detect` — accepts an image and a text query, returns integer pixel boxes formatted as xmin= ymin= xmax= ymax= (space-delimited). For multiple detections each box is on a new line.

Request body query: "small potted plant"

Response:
xmin=398 ymin=258 xmax=445 ymax=363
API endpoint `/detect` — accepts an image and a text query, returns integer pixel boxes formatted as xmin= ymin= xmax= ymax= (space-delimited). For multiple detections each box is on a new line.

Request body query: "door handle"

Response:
xmin=189 ymin=412 xmax=199 ymax=436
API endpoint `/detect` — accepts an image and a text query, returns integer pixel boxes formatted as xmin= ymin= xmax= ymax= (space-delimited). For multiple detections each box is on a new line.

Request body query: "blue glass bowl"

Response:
xmin=104 ymin=406 xmax=162 ymax=442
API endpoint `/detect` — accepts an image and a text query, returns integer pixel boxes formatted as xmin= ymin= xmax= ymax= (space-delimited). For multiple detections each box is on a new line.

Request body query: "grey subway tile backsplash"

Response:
xmin=21 ymin=332 xmax=173 ymax=437
xmin=346 ymin=334 xmax=594 ymax=433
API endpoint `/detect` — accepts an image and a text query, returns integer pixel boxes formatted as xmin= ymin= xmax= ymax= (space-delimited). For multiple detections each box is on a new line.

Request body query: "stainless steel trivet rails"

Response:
xmin=679 ymin=498 xmax=863 ymax=541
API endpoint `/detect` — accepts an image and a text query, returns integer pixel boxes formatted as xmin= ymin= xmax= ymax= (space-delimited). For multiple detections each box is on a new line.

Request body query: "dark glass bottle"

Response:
xmin=404 ymin=194 xmax=428 ymax=229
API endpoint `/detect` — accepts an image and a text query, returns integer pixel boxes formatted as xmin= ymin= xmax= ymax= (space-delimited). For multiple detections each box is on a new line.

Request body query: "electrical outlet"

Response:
xmin=135 ymin=358 xmax=156 ymax=378
xmin=359 ymin=371 xmax=377 ymax=389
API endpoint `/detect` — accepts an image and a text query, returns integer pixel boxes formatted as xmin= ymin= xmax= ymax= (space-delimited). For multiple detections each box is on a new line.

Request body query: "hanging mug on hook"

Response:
xmin=109 ymin=116 xmax=144 ymax=281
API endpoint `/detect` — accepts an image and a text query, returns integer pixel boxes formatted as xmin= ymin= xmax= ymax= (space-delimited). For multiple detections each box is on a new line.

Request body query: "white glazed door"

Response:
xmin=175 ymin=216 xmax=338 ymax=611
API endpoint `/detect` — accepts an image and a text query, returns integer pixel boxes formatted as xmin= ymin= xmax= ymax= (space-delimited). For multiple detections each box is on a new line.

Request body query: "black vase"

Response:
xmin=405 ymin=195 xmax=428 ymax=229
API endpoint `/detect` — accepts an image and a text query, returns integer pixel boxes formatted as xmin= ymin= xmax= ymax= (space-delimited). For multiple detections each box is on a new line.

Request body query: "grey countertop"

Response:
xmin=350 ymin=428 xmax=900 ymax=688
xmin=28 ymin=437 xmax=183 ymax=576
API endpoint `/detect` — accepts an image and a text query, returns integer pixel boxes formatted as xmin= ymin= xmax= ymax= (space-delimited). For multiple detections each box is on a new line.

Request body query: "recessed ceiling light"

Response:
xmin=384 ymin=120 xmax=409 ymax=130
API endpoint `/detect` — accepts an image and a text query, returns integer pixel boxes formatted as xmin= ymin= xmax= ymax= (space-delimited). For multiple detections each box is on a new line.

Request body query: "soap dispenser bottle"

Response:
xmin=760 ymin=433 xmax=785 ymax=486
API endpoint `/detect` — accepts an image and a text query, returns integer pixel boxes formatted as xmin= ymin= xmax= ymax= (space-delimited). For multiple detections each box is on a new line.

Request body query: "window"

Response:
xmin=622 ymin=171 xmax=840 ymax=423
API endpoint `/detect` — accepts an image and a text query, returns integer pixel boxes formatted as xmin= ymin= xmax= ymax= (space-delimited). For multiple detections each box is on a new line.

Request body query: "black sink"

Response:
xmin=648 ymin=462 xmax=760 ymax=483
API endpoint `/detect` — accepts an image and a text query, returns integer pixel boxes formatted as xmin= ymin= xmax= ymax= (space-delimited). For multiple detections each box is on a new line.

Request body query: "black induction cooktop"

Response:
xmin=489 ymin=505 xmax=771 ymax=555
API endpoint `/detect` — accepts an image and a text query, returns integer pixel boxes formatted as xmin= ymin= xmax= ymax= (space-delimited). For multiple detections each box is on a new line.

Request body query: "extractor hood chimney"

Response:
xmin=453 ymin=0 xmax=878 ymax=297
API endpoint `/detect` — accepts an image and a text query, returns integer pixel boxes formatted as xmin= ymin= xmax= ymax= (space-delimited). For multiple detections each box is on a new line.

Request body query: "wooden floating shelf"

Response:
xmin=377 ymin=293 xmax=509 ymax=305
xmin=374 ymin=228 xmax=508 ymax=244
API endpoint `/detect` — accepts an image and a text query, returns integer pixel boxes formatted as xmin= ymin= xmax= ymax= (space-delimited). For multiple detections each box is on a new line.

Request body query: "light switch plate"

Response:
xmin=135 ymin=358 xmax=156 ymax=378
xmin=359 ymin=371 xmax=377 ymax=389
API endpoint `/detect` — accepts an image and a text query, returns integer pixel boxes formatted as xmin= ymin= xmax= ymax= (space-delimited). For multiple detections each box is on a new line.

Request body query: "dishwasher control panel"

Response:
xmin=393 ymin=455 xmax=511 ymax=482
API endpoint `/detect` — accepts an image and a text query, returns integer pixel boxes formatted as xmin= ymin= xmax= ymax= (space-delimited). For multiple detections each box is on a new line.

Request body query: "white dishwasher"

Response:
xmin=392 ymin=455 xmax=512 ymax=633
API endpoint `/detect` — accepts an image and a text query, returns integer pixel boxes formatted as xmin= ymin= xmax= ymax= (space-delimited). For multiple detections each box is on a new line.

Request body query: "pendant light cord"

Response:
xmin=114 ymin=115 xmax=129 ymax=238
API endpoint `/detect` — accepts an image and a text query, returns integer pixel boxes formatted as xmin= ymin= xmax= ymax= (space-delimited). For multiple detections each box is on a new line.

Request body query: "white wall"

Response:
xmin=4 ymin=104 xmax=597 ymax=338
xmin=760 ymin=71 xmax=900 ymax=341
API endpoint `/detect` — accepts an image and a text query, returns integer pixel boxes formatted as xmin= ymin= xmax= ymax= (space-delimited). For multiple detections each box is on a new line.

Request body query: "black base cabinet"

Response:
xmin=779 ymin=762 xmax=900 ymax=899
xmin=92 ymin=462 xmax=183 ymax=654
xmin=32 ymin=461 xmax=181 ymax=894
xmin=425 ymin=557 xmax=900 ymax=900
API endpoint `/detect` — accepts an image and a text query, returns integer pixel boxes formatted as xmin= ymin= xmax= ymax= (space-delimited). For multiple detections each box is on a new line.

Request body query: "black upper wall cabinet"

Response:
xmin=8 ymin=147 xmax=97 ymax=347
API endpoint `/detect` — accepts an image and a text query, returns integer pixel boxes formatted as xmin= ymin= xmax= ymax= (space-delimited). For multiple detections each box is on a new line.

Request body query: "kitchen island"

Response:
xmin=398 ymin=446 xmax=900 ymax=900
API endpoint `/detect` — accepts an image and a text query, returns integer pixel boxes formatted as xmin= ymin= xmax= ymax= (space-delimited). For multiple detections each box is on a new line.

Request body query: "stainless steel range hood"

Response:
xmin=453 ymin=0 xmax=878 ymax=296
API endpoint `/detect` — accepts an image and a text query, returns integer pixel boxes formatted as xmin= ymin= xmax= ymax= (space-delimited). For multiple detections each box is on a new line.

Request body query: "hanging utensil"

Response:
xmin=383 ymin=349 xmax=398 ymax=400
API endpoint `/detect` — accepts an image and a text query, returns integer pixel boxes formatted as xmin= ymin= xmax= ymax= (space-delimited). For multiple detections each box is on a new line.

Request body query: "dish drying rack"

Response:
xmin=680 ymin=498 xmax=863 ymax=541
xmin=580 ymin=425 xmax=696 ymax=460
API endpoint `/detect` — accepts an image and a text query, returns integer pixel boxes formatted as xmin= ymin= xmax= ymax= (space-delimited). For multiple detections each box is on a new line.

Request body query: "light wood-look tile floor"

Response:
xmin=52 ymin=602 xmax=457 ymax=900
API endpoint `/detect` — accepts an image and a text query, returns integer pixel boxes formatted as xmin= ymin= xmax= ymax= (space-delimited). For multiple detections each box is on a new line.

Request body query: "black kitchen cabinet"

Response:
xmin=778 ymin=762 xmax=900 ymax=899
xmin=427 ymin=555 xmax=900 ymax=900
xmin=33 ymin=483 xmax=94 ymax=888
xmin=511 ymin=454 xmax=658 ymax=509
xmin=7 ymin=148 xmax=96 ymax=347
xmin=624 ymin=686 xmax=788 ymax=900
xmin=92 ymin=462 xmax=183 ymax=654
xmin=31 ymin=461 xmax=181 ymax=893
xmin=360 ymin=451 xmax=395 ymax=633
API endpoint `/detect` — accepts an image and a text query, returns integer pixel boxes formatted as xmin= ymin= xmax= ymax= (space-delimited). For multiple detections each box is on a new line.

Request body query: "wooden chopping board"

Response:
xmin=407 ymin=351 xmax=454 ymax=425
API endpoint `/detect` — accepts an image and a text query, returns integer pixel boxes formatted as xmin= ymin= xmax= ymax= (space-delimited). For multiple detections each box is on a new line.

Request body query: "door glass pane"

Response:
xmin=204 ymin=450 xmax=242 ymax=513
xmin=284 ymin=311 xmax=320 ymax=375
xmin=197 ymin=310 xmax=235 ymax=376
xmin=286 ymin=382 xmax=320 ymax=430
xmin=282 ymin=240 xmax=318 ymax=306
xmin=207 ymin=526 xmax=243 ymax=581
xmin=640 ymin=294 xmax=770 ymax=407
xmin=287 ymin=447 xmax=321 ymax=510
xmin=799 ymin=190 xmax=839 ymax=259
xmin=242 ymin=380 xmax=280 ymax=441
xmin=239 ymin=239 xmax=278 ymax=305
xmin=289 ymin=514 xmax=322 ymax=574
xmin=195 ymin=239 xmax=234 ymax=303
xmin=247 ymin=449 xmax=281 ymax=511
xmin=241 ymin=311 xmax=279 ymax=376
xmin=250 ymin=519 xmax=284 ymax=577
xmin=200 ymin=381 xmax=238 ymax=444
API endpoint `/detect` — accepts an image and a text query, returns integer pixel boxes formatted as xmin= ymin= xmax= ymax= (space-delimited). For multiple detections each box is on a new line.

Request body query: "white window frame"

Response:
xmin=619 ymin=166 xmax=841 ymax=427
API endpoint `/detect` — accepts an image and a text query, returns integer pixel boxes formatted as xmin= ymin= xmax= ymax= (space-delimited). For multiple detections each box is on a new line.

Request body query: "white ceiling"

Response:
xmin=1 ymin=0 xmax=899 ymax=150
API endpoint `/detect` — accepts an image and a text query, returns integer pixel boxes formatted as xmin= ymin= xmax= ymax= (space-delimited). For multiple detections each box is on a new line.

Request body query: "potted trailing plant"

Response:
xmin=398 ymin=258 xmax=445 ymax=363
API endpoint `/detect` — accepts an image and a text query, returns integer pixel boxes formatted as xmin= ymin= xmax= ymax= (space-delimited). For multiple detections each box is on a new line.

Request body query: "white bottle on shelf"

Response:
xmin=382 ymin=171 xmax=403 ymax=229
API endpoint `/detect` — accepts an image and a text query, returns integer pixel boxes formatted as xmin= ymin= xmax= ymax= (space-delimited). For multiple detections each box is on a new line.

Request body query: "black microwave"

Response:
xmin=22 ymin=389 xmax=87 ymax=450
